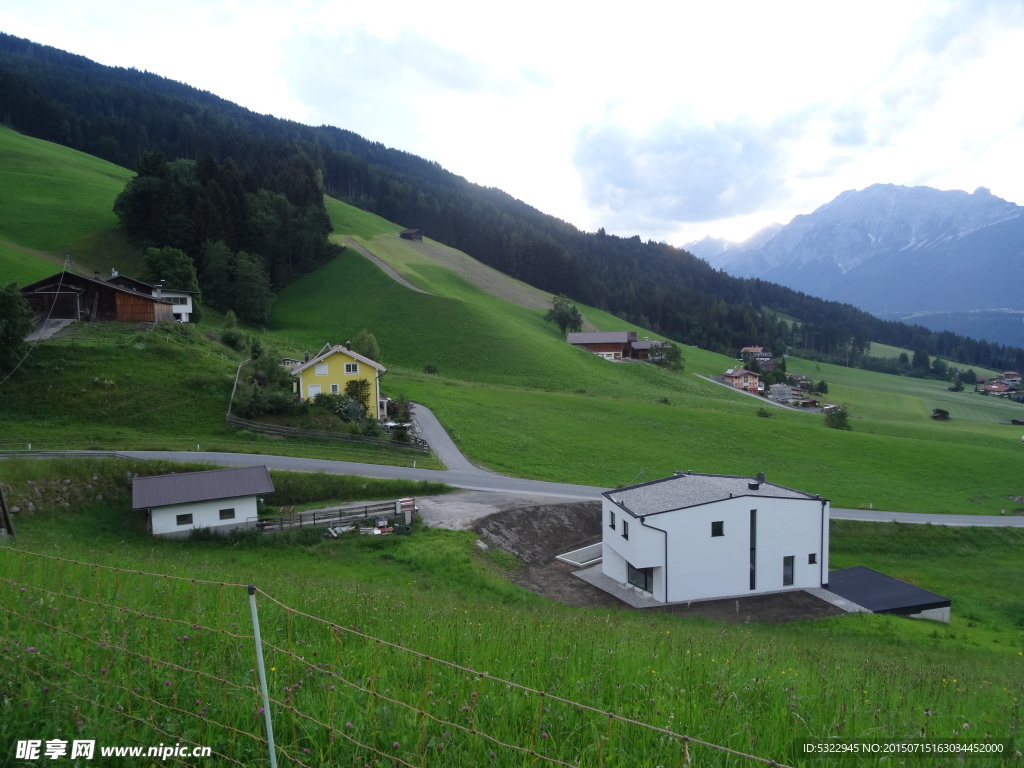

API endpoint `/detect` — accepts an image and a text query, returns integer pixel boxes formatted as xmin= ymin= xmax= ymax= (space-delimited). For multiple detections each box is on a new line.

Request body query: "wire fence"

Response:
xmin=1 ymin=547 xmax=793 ymax=767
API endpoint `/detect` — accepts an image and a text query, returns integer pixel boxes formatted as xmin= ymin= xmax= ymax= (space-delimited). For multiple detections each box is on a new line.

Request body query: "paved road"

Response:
xmin=18 ymin=402 xmax=1022 ymax=527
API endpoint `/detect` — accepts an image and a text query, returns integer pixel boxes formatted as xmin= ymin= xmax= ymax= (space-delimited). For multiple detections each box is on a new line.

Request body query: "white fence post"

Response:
xmin=248 ymin=585 xmax=278 ymax=768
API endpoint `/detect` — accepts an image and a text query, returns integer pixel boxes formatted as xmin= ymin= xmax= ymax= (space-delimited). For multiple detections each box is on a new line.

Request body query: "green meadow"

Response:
xmin=2 ymin=460 xmax=1021 ymax=767
xmin=266 ymin=201 xmax=1024 ymax=515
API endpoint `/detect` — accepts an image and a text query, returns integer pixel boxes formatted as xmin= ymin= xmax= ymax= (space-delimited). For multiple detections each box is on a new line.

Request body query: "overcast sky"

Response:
xmin=3 ymin=0 xmax=1023 ymax=245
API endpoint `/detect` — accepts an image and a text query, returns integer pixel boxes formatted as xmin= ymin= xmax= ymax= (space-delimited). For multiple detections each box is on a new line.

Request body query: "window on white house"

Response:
xmin=808 ymin=553 xmax=817 ymax=564
xmin=622 ymin=521 xmax=629 ymax=540
xmin=315 ymin=363 xmax=328 ymax=376
xmin=345 ymin=362 xmax=359 ymax=374
xmin=627 ymin=563 xmax=653 ymax=592
xmin=783 ymin=556 xmax=795 ymax=586
xmin=711 ymin=520 xmax=724 ymax=537
xmin=330 ymin=384 xmax=340 ymax=394
xmin=219 ymin=508 xmax=235 ymax=520
xmin=176 ymin=513 xmax=193 ymax=526
xmin=608 ymin=510 xmax=616 ymax=530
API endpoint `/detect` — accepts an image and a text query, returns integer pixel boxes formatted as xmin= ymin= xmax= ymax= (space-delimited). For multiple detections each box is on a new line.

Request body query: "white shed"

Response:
xmin=602 ymin=471 xmax=829 ymax=603
xmin=132 ymin=466 xmax=275 ymax=537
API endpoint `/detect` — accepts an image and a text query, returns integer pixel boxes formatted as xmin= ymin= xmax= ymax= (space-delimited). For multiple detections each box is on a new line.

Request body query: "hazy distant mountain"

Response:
xmin=686 ymin=184 xmax=1024 ymax=346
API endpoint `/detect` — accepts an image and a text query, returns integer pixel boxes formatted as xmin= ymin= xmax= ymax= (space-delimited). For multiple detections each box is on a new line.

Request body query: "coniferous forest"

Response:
xmin=2 ymin=33 xmax=1022 ymax=371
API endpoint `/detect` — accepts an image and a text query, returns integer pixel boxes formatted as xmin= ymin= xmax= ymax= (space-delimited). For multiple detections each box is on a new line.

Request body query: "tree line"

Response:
xmin=2 ymin=33 xmax=1022 ymax=371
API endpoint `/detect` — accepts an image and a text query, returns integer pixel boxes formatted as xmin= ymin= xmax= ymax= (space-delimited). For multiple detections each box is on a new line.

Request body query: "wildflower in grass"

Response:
xmin=393 ymin=742 xmax=399 ymax=749
xmin=345 ymin=722 xmax=353 ymax=728
xmin=27 ymin=646 xmax=36 ymax=653
xmin=22 ymin=701 xmax=29 ymax=707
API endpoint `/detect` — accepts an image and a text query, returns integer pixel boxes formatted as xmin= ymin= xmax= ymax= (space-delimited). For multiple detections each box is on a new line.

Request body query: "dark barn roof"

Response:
xmin=826 ymin=566 xmax=950 ymax=615
xmin=132 ymin=466 xmax=274 ymax=510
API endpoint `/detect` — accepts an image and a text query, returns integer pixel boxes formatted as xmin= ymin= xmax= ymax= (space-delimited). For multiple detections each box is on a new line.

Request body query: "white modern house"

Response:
xmin=132 ymin=466 xmax=275 ymax=537
xmin=601 ymin=471 xmax=829 ymax=603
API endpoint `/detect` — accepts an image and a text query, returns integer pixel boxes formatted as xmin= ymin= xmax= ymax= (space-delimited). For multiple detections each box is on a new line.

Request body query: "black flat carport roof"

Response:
xmin=826 ymin=566 xmax=950 ymax=615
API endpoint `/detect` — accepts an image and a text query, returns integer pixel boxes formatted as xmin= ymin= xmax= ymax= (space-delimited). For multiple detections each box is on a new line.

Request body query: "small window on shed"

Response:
xmin=711 ymin=520 xmax=724 ymax=537
xmin=176 ymin=513 xmax=193 ymax=526
xmin=219 ymin=508 xmax=236 ymax=520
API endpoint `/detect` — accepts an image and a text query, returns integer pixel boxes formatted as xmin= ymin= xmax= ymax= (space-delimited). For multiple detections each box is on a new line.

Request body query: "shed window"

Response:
xmin=345 ymin=362 xmax=359 ymax=374
xmin=711 ymin=520 xmax=724 ymax=537
xmin=175 ymin=513 xmax=193 ymax=526
xmin=219 ymin=508 xmax=236 ymax=520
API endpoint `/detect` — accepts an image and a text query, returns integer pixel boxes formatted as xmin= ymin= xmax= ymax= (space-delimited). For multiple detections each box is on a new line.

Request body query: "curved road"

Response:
xmin=96 ymin=403 xmax=1023 ymax=528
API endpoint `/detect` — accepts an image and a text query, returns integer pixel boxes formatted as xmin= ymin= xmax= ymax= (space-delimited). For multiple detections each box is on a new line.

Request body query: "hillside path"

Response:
xmin=346 ymin=237 xmax=432 ymax=294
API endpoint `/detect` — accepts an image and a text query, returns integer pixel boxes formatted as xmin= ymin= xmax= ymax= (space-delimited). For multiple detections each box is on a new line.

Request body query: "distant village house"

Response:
xmin=567 ymin=331 xmax=666 ymax=361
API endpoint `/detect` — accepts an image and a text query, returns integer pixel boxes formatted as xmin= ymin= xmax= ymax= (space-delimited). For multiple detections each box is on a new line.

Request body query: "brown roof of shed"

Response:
xmin=132 ymin=466 xmax=274 ymax=510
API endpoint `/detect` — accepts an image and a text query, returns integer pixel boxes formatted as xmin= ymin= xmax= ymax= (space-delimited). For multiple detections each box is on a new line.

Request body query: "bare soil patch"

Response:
xmin=471 ymin=502 xmax=844 ymax=623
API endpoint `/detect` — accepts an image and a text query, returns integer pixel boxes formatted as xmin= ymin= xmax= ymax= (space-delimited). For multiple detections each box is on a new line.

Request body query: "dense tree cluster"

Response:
xmin=2 ymin=33 xmax=1022 ymax=371
xmin=112 ymin=150 xmax=338 ymax=324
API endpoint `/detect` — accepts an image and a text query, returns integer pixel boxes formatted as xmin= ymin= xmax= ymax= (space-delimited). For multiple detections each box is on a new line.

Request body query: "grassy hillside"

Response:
xmin=1 ymin=125 xmax=1021 ymax=512
xmin=0 ymin=124 xmax=137 ymax=273
xmin=2 ymin=460 xmax=1021 ymax=767
xmin=266 ymin=202 xmax=1024 ymax=515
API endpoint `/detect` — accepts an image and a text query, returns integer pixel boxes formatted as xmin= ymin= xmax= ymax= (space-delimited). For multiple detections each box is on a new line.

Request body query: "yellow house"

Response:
xmin=291 ymin=343 xmax=387 ymax=420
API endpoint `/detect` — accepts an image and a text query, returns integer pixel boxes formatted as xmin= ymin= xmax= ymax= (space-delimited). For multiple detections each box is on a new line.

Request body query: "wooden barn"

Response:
xmin=20 ymin=271 xmax=175 ymax=323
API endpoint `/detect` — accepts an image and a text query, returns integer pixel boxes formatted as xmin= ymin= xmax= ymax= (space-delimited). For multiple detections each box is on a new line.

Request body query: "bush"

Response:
xmin=824 ymin=408 xmax=851 ymax=430
xmin=424 ymin=364 xmax=438 ymax=375
xmin=220 ymin=326 xmax=249 ymax=351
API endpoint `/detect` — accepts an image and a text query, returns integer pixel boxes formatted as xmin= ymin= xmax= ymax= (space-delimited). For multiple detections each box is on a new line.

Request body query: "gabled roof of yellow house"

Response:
xmin=290 ymin=343 xmax=387 ymax=376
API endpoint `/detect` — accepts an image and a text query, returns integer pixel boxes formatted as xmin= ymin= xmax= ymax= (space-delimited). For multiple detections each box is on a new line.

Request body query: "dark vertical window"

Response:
xmin=711 ymin=520 xmax=724 ymax=537
xmin=749 ymin=509 xmax=757 ymax=590
xmin=783 ymin=555 xmax=795 ymax=586
xmin=622 ymin=521 xmax=629 ymax=540
xmin=608 ymin=510 xmax=616 ymax=530
xmin=627 ymin=563 xmax=653 ymax=591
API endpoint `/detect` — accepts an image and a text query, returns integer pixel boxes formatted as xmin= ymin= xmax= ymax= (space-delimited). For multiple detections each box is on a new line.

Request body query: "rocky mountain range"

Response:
xmin=686 ymin=184 xmax=1024 ymax=347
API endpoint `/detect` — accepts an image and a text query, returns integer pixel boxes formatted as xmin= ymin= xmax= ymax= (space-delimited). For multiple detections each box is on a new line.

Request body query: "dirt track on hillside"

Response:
xmin=397 ymin=236 xmax=598 ymax=331
xmin=470 ymin=502 xmax=845 ymax=623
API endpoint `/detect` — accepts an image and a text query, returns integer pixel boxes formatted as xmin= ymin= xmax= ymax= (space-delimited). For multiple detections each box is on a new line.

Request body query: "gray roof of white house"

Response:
xmin=132 ymin=466 xmax=274 ymax=510
xmin=603 ymin=472 xmax=824 ymax=518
